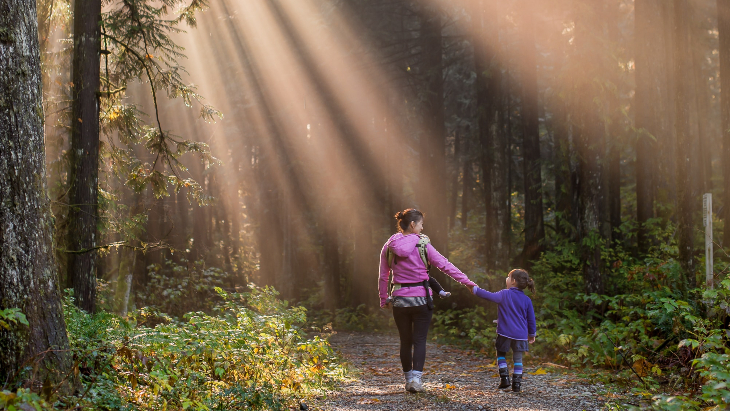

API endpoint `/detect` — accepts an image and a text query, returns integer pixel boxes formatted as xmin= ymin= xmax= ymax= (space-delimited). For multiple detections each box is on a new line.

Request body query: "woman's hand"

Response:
xmin=528 ymin=336 xmax=535 ymax=344
xmin=470 ymin=285 xmax=478 ymax=294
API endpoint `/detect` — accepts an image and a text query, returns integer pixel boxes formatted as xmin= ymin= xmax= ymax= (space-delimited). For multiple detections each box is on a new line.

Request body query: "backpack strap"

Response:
xmin=416 ymin=234 xmax=431 ymax=271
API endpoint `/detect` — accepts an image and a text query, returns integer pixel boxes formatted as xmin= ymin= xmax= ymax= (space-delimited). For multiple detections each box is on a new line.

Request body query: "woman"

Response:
xmin=378 ymin=208 xmax=477 ymax=393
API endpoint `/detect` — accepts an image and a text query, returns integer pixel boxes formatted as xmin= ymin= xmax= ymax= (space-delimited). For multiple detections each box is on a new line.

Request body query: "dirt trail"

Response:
xmin=312 ymin=332 xmax=611 ymax=411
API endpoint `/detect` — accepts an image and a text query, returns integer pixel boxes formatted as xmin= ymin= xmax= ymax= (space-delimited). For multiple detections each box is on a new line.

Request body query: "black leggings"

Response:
xmin=392 ymin=304 xmax=433 ymax=372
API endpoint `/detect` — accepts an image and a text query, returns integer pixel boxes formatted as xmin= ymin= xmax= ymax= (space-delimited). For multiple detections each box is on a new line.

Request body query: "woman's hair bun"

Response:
xmin=394 ymin=208 xmax=424 ymax=232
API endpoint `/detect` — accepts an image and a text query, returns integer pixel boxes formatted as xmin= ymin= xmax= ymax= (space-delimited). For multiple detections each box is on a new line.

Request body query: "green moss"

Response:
xmin=0 ymin=27 xmax=14 ymax=44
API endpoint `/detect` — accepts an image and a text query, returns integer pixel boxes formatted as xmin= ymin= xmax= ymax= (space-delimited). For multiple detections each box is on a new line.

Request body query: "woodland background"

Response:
xmin=3 ymin=0 xmax=730 ymax=409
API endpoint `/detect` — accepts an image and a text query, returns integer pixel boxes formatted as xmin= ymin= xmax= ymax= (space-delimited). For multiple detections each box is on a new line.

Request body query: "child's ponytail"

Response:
xmin=510 ymin=269 xmax=536 ymax=294
xmin=526 ymin=278 xmax=536 ymax=294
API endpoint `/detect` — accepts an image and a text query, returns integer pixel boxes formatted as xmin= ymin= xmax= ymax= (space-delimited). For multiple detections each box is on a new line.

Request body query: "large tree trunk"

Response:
xmin=719 ymin=0 xmax=730 ymax=246
xmin=67 ymin=0 xmax=102 ymax=312
xmin=673 ymin=0 xmax=697 ymax=289
xmin=0 ymin=0 xmax=70 ymax=382
xmin=518 ymin=5 xmax=545 ymax=267
xmin=418 ymin=5 xmax=448 ymax=254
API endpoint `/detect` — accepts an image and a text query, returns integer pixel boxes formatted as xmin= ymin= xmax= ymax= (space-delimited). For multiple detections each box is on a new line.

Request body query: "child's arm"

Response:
xmin=472 ymin=287 xmax=504 ymax=304
xmin=527 ymin=299 xmax=537 ymax=343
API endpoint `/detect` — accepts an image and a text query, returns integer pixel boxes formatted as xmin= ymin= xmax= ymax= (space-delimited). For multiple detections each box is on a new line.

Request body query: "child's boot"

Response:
xmin=511 ymin=373 xmax=522 ymax=392
xmin=498 ymin=367 xmax=511 ymax=389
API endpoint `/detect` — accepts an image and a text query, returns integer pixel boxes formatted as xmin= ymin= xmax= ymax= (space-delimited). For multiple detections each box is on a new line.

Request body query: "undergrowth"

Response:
xmin=1 ymin=285 xmax=345 ymax=410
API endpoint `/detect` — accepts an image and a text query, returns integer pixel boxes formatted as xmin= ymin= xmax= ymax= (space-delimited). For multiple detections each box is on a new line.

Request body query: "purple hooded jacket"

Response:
xmin=378 ymin=233 xmax=477 ymax=307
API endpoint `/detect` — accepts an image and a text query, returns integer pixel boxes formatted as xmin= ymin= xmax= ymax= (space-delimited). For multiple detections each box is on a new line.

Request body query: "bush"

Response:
xmin=30 ymin=284 xmax=347 ymax=410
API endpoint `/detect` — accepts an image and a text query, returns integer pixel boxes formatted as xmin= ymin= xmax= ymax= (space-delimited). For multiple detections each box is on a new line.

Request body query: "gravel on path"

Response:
xmin=310 ymin=332 xmax=614 ymax=411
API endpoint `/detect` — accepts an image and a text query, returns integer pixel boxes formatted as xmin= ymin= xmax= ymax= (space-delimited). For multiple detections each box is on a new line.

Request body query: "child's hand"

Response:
xmin=528 ymin=336 xmax=535 ymax=344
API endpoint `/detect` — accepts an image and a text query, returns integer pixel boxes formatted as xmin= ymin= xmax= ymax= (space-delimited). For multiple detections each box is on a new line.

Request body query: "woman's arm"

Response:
xmin=378 ymin=243 xmax=391 ymax=307
xmin=426 ymin=243 xmax=477 ymax=287
xmin=472 ymin=287 xmax=504 ymax=303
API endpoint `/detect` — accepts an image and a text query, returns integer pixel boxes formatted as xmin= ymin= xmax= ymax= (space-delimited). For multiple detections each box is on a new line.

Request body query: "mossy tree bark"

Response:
xmin=67 ymin=0 xmax=102 ymax=313
xmin=0 ymin=0 xmax=71 ymax=383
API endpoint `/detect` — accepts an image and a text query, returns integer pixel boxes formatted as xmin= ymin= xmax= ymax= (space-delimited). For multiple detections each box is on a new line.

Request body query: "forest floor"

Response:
xmin=310 ymin=332 xmax=632 ymax=411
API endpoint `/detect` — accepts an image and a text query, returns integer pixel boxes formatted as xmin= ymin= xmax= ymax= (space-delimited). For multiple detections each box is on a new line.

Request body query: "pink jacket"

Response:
xmin=378 ymin=233 xmax=477 ymax=307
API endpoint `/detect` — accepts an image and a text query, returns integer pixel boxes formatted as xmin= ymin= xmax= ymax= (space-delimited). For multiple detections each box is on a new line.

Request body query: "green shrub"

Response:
xmin=54 ymin=284 xmax=345 ymax=410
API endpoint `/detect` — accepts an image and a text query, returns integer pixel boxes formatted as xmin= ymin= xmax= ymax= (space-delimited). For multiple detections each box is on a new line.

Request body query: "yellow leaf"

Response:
xmin=445 ymin=384 xmax=456 ymax=389
xmin=529 ymin=368 xmax=547 ymax=375
xmin=633 ymin=359 xmax=651 ymax=377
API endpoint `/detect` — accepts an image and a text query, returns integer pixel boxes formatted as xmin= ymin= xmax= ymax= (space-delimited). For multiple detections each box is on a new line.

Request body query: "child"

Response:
xmin=471 ymin=269 xmax=536 ymax=393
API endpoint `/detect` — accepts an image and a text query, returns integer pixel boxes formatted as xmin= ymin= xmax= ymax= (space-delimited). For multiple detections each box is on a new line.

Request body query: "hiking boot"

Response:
xmin=408 ymin=375 xmax=424 ymax=393
xmin=497 ymin=368 xmax=511 ymax=390
xmin=511 ymin=373 xmax=522 ymax=393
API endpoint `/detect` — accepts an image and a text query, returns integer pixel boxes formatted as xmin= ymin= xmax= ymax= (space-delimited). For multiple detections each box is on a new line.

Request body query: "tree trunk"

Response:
xmin=418 ymin=4 xmax=448 ymax=254
xmin=606 ymin=0 xmax=622 ymax=241
xmin=323 ymin=225 xmax=341 ymax=312
xmin=449 ymin=130 xmax=461 ymax=231
xmin=553 ymin=97 xmax=573 ymax=232
xmin=575 ymin=5 xmax=607 ymax=295
xmin=0 ymin=0 xmax=71 ymax=382
xmin=474 ymin=0 xmax=507 ymax=270
xmin=673 ymin=0 xmax=697 ymax=289
xmin=635 ymin=0 xmax=668 ymax=252
xmin=718 ymin=0 xmax=730 ymax=246
xmin=67 ymin=0 xmax=102 ymax=313
xmin=659 ymin=1 xmax=678 ymax=215
xmin=462 ymin=159 xmax=471 ymax=230
xmin=519 ymin=5 xmax=545 ymax=267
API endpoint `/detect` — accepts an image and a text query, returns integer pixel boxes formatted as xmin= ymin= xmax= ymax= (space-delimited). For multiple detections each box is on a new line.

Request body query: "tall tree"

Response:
xmin=67 ymin=0 xmax=102 ymax=312
xmin=418 ymin=4 xmax=448 ymax=254
xmin=673 ymin=0 xmax=697 ymax=289
xmin=474 ymin=0 xmax=509 ymax=272
xmin=574 ymin=3 xmax=607 ymax=295
xmin=605 ymin=0 xmax=622 ymax=240
xmin=0 ymin=0 xmax=70 ymax=382
xmin=634 ymin=0 xmax=665 ymax=252
xmin=719 ymin=0 xmax=730 ymax=246
xmin=518 ymin=4 xmax=545 ymax=266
